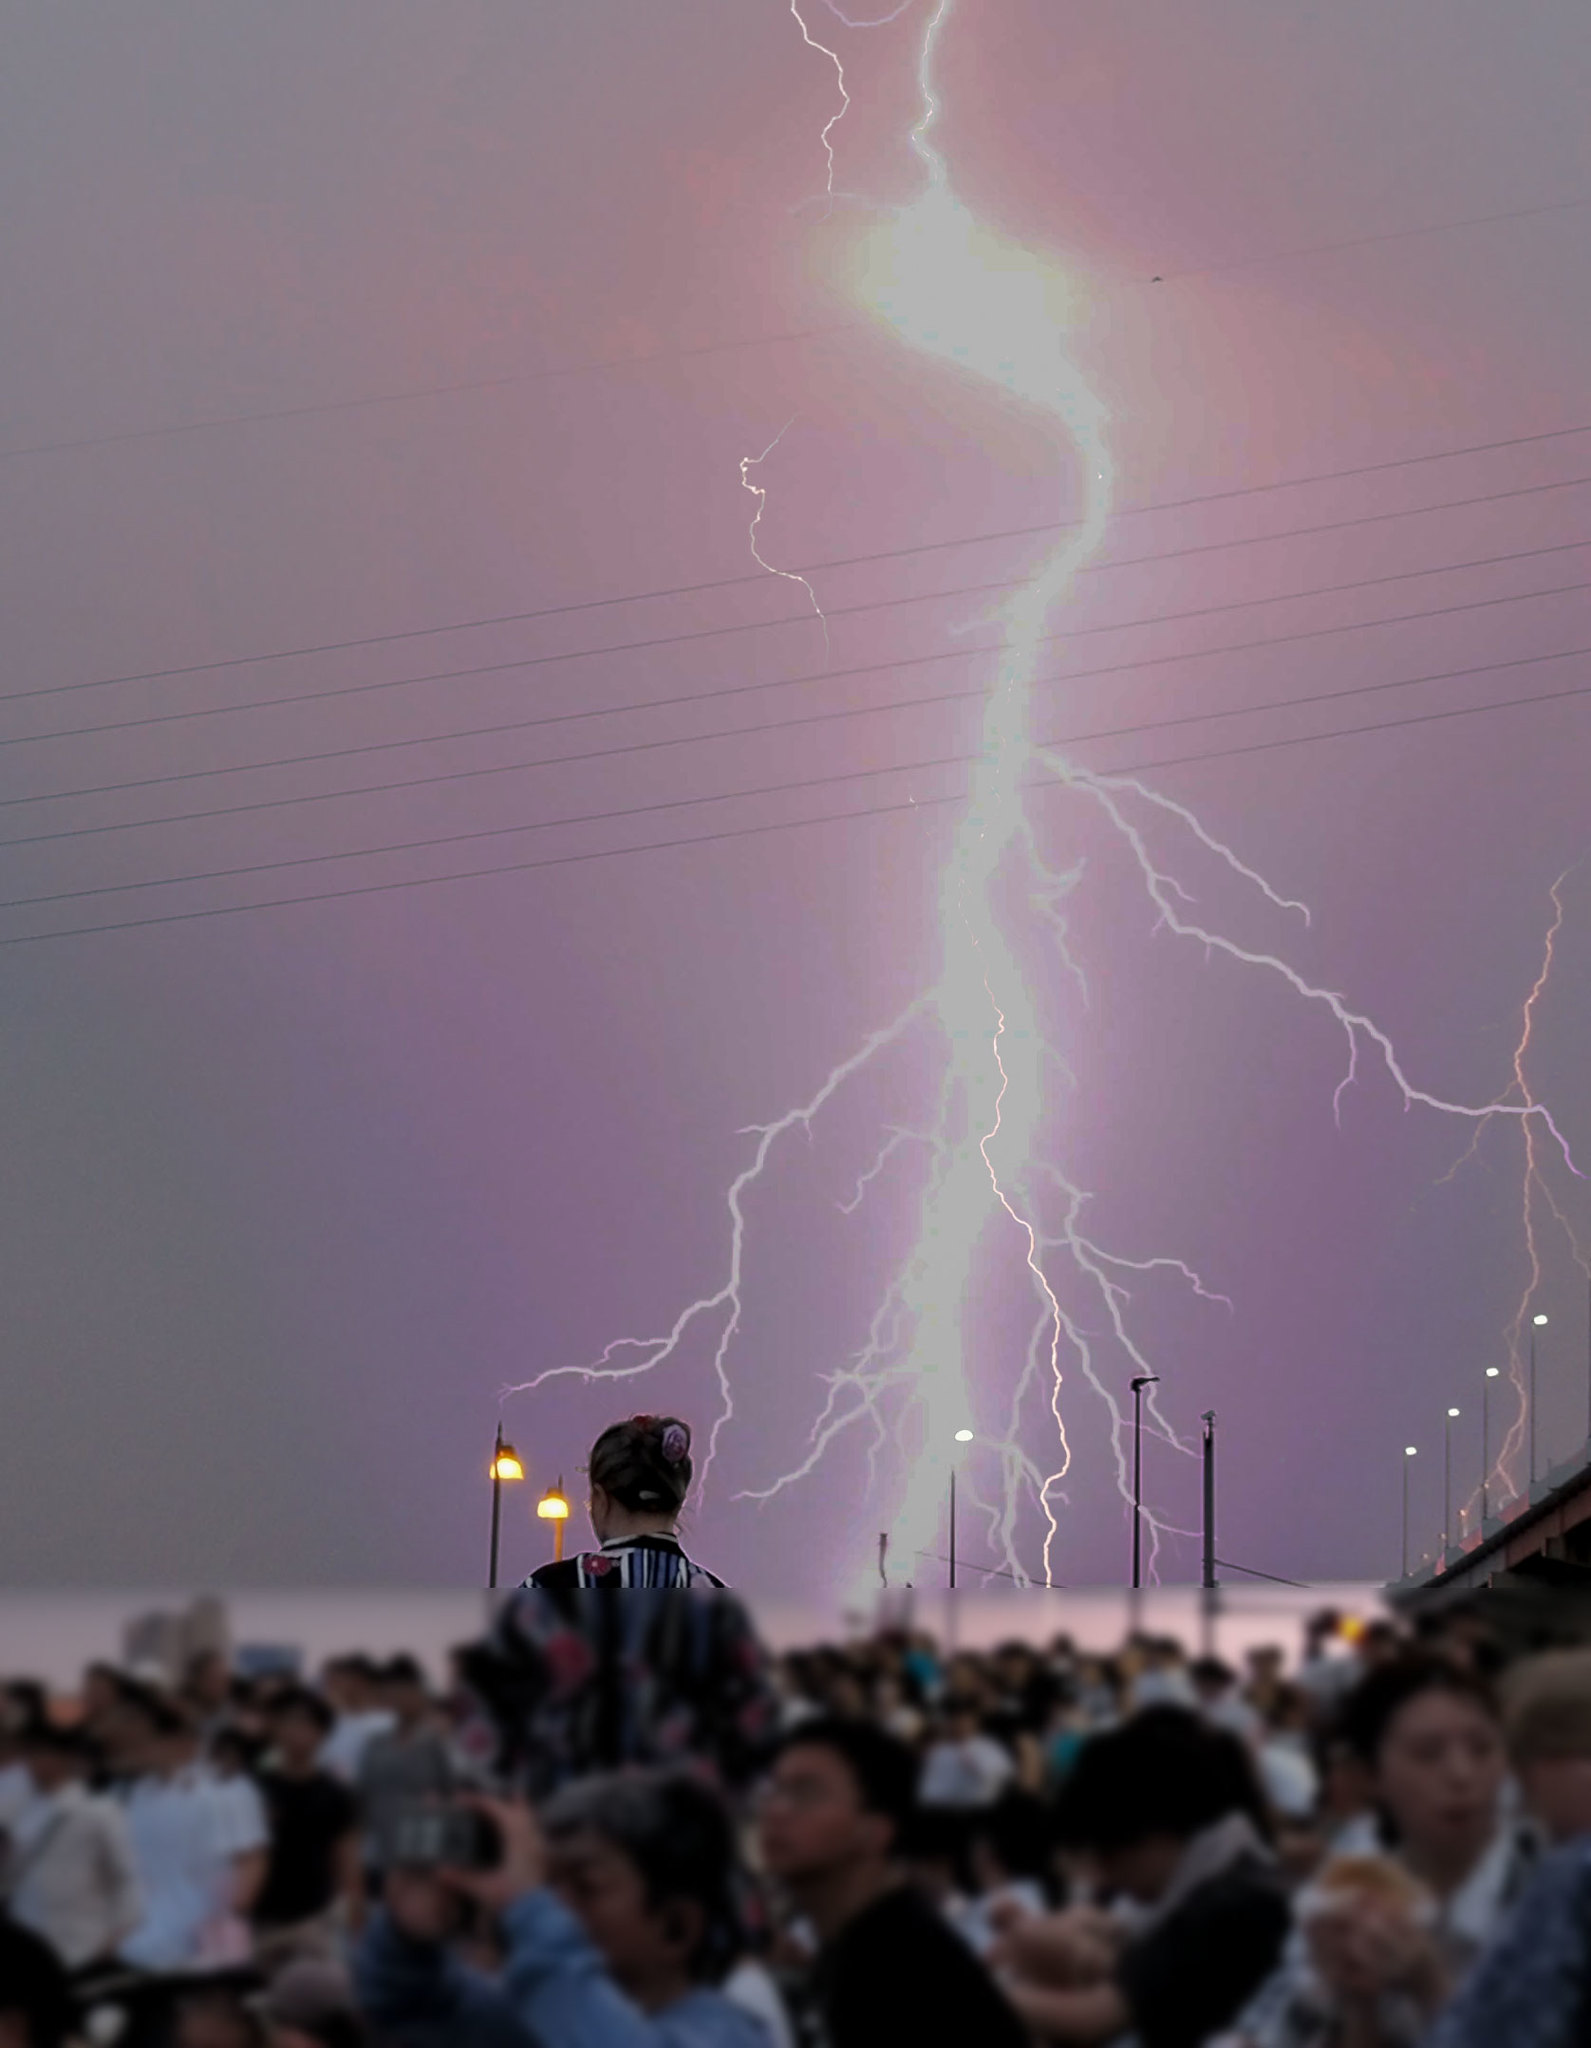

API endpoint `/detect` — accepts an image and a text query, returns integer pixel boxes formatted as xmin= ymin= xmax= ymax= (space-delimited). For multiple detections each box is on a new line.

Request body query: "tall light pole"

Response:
xmin=1531 ymin=1314 xmax=1549 ymax=1486
xmin=1443 ymin=1407 xmax=1460 ymax=1555
xmin=950 ymin=1429 xmax=973 ymax=1588
xmin=1482 ymin=1366 xmax=1500 ymax=1521
xmin=487 ymin=1424 xmax=524 ymax=1590
xmin=1401 ymin=1444 xmax=1417 ymax=1578
xmin=1130 ymin=1377 xmax=1159 ymax=1591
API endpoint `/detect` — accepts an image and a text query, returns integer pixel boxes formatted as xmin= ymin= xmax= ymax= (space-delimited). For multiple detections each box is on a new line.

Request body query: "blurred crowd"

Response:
xmin=7 ymin=1594 xmax=1591 ymax=2048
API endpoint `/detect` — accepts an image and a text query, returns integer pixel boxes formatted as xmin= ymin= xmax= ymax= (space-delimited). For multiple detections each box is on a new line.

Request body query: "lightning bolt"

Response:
xmin=739 ymin=418 xmax=830 ymax=656
xmin=1445 ymin=867 xmax=1590 ymax=1529
xmin=505 ymin=2 xmax=1581 ymax=1595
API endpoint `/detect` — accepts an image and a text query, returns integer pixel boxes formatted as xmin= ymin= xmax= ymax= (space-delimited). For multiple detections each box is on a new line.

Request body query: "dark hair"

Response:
xmin=117 ymin=1684 xmax=187 ymax=1739
xmin=0 ymin=1914 xmax=77 ymax=2048
xmin=969 ymin=1791 xmax=1053 ymax=1881
xmin=776 ymin=1717 xmax=920 ymax=1846
xmin=1053 ymin=1706 xmax=1270 ymax=1852
xmin=20 ymin=1723 xmax=92 ymax=1762
xmin=542 ymin=1770 xmax=742 ymax=1981
xmin=380 ymin=1655 xmax=427 ymax=1690
xmin=1336 ymin=1654 xmax=1498 ymax=1769
xmin=269 ymin=1685 xmax=336 ymax=1734
xmin=589 ymin=1414 xmax=694 ymax=1516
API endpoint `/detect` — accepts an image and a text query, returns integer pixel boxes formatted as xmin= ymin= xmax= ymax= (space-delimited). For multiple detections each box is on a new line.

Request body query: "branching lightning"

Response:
xmin=506 ymin=1 xmax=1581 ymax=1591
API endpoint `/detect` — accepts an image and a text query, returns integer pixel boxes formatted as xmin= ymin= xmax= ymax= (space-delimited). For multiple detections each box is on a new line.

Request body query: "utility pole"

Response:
xmin=948 ymin=1468 xmax=956 ymax=1591
xmin=1200 ymin=1410 xmax=1217 ymax=1656
xmin=1130 ymin=1376 xmax=1160 ymax=1591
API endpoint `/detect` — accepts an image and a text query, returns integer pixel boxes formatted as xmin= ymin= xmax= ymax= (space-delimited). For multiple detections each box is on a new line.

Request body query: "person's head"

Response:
xmin=106 ymin=1684 xmax=186 ymax=1774
xmin=1336 ymin=1655 xmax=1504 ymax=1866
xmin=171 ymin=1991 xmax=268 ymax=2048
xmin=757 ymin=1718 xmax=918 ymax=1894
xmin=1052 ymin=1706 xmax=1269 ymax=1904
xmin=268 ymin=1686 xmax=336 ymax=1771
xmin=940 ymin=1695 xmax=983 ymax=1743
xmin=586 ymin=1414 xmax=694 ymax=1541
xmin=183 ymin=1649 xmax=231 ymax=1714
xmin=379 ymin=1656 xmax=430 ymax=1728
xmin=967 ymin=1791 xmax=1052 ymax=1894
xmin=321 ymin=1656 xmax=381 ymax=1714
xmin=541 ymin=1772 xmax=742 ymax=2004
xmin=1502 ymin=1649 xmax=1591 ymax=1844
xmin=20 ymin=1725 xmax=90 ymax=1797
xmin=209 ymin=1725 xmax=256 ymax=1780
xmin=256 ymin=1960 xmax=367 ymax=2048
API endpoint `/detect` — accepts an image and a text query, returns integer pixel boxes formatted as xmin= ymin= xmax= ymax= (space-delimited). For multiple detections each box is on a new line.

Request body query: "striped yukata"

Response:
xmin=522 ymin=1532 xmax=725 ymax=1591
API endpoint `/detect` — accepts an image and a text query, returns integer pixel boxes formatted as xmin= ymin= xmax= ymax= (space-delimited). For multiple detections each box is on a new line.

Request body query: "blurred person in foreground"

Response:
xmin=253 ymin=1688 xmax=363 ymax=1956
xmin=357 ymin=1770 xmax=771 ymax=2047
xmin=1422 ymin=1648 xmax=1591 ymax=2048
xmin=0 ymin=1907 xmax=77 ymax=2048
xmin=991 ymin=1706 xmax=1286 ymax=2048
xmin=357 ymin=1659 xmax=452 ymax=1883
xmin=756 ymin=1716 xmax=1028 ymax=2048
xmin=1232 ymin=1654 xmax=1528 ymax=2048
xmin=3 ymin=1722 xmax=142 ymax=1974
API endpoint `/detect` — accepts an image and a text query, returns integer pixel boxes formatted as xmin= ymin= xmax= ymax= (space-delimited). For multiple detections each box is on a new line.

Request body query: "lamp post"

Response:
xmin=1401 ymin=1445 xmax=1417 ymax=1578
xmin=949 ymin=1429 xmax=974 ymax=1589
xmin=1531 ymin=1314 xmax=1549 ymax=1487
xmin=537 ymin=1477 xmax=571 ymax=1564
xmin=1444 ymin=1407 xmax=1460 ymax=1556
xmin=487 ymin=1424 xmax=524 ymax=1590
xmin=1482 ymin=1366 xmax=1500 ymax=1521
xmin=1130 ymin=1377 xmax=1160 ymax=1591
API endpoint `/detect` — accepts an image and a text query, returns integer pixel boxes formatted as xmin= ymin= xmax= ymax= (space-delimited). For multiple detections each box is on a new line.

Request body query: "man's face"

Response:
xmin=547 ymin=1828 xmax=697 ymax=1996
xmin=271 ymin=1709 xmax=325 ymax=1770
xmin=757 ymin=1744 xmax=889 ymax=1886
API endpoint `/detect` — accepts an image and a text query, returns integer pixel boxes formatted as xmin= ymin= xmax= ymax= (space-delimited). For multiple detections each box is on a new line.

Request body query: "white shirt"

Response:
xmin=919 ymin=1734 xmax=1016 ymax=1809
xmin=119 ymin=1764 xmax=266 ymax=1971
xmin=319 ymin=1708 xmax=396 ymax=1784
xmin=0 ymin=1760 xmax=33 ymax=1833
xmin=8 ymin=1781 xmax=144 ymax=1969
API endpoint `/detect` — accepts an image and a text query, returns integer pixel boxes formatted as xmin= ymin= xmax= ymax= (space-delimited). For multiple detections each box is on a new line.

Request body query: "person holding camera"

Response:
xmin=356 ymin=1772 xmax=772 ymax=2048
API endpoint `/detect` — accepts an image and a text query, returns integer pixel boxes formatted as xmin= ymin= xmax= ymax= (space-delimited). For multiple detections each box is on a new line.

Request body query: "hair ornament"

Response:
xmin=660 ymin=1422 xmax=691 ymax=1465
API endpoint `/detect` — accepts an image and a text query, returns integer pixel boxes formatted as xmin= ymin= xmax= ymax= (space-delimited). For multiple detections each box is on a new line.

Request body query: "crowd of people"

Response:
xmin=6 ymin=1413 xmax=1591 ymax=2048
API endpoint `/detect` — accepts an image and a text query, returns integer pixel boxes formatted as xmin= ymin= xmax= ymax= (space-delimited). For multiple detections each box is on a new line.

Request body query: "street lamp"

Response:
xmin=488 ymin=1423 xmax=524 ymax=1590
xmin=1444 ymin=1408 xmax=1460 ymax=1556
xmin=1531 ymin=1314 xmax=1549 ymax=1487
xmin=537 ymin=1478 xmax=571 ymax=1564
xmin=1401 ymin=1445 xmax=1417 ymax=1578
xmin=1130 ymin=1377 xmax=1160 ymax=1591
xmin=1482 ymin=1366 xmax=1500 ymax=1521
xmin=949 ymin=1430 xmax=974 ymax=1589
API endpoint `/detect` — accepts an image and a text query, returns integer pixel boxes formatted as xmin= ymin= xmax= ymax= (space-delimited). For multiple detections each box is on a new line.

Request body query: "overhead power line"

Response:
xmin=2 ymin=661 xmax=1587 ymax=952
xmin=1 ymin=661 xmax=1586 ymax=950
xmin=1 ymin=553 xmax=1584 ymax=853
xmin=1 ymin=637 xmax=1583 ymax=920
xmin=5 ymin=466 xmax=1588 ymax=755
xmin=5 ymin=418 xmax=1588 ymax=714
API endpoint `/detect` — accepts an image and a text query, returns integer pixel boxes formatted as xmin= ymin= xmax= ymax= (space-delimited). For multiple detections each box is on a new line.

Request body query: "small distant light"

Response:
xmin=491 ymin=1448 xmax=524 ymax=1482
xmin=537 ymin=1488 xmax=570 ymax=1520
xmin=1534 ymin=1314 xmax=1550 ymax=1327
xmin=953 ymin=1428 xmax=974 ymax=1443
xmin=1404 ymin=1445 xmax=1418 ymax=1457
xmin=1486 ymin=1367 xmax=1501 ymax=1379
xmin=1447 ymin=1407 xmax=1460 ymax=1418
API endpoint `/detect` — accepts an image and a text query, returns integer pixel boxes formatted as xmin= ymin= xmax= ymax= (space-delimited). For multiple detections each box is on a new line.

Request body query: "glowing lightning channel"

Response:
xmin=507 ymin=1 xmax=1581 ymax=1596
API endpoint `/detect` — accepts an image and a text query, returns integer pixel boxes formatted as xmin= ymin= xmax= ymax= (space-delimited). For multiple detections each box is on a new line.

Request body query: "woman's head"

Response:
xmin=1052 ymin=1706 xmax=1269 ymax=1902
xmin=1336 ymin=1655 xmax=1504 ymax=1864
xmin=587 ymin=1415 xmax=694 ymax=1538
xmin=541 ymin=1770 xmax=742 ymax=2000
